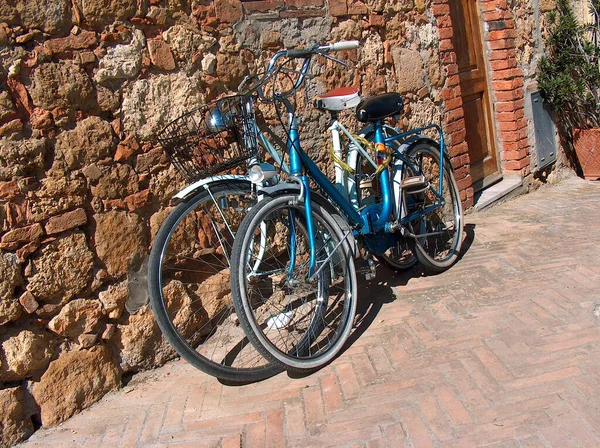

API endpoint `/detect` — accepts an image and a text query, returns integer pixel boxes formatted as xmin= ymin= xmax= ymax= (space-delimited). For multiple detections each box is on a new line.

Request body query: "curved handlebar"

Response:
xmin=240 ymin=40 xmax=361 ymax=100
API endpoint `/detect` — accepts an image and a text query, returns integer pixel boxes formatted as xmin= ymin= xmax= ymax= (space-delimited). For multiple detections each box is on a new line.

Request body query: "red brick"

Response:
xmin=489 ymin=49 xmax=516 ymax=60
xmin=243 ymin=0 xmax=284 ymax=13
xmin=327 ymin=0 xmax=347 ymax=16
xmin=444 ymin=97 xmax=463 ymax=111
xmin=493 ymin=78 xmax=524 ymax=91
xmin=492 ymin=68 xmax=522 ymax=80
xmin=445 ymin=107 xmax=465 ymax=123
xmin=1 ymin=223 xmax=44 ymax=244
xmin=215 ymin=0 xmax=242 ymax=22
xmin=0 ymin=181 xmax=20 ymax=200
xmin=498 ymin=118 xmax=526 ymax=132
xmin=431 ymin=3 xmax=450 ymax=16
xmin=438 ymin=27 xmax=453 ymax=40
xmin=284 ymin=0 xmax=323 ymax=6
xmin=439 ymin=38 xmax=453 ymax=51
xmin=488 ymin=29 xmax=517 ymax=40
xmin=368 ymin=14 xmax=385 ymax=27
xmin=244 ymin=420 xmax=266 ymax=446
xmin=449 ymin=141 xmax=469 ymax=157
xmin=303 ymin=386 xmax=326 ymax=426
xmin=397 ymin=409 xmax=435 ymax=448
xmin=265 ymin=408 xmax=284 ymax=447
xmin=347 ymin=0 xmax=367 ymax=14
xmin=495 ymin=99 xmax=525 ymax=113
xmin=495 ymin=89 xmax=524 ymax=102
xmin=503 ymin=148 xmax=530 ymax=160
xmin=490 ymin=59 xmax=518 ymax=71
xmin=502 ymin=158 xmax=530 ymax=170
xmin=18 ymin=291 xmax=39 ymax=313
xmin=320 ymin=373 xmax=344 ymax=413
xmin=336 ymin=363 xmax=360 ymax=399
xmin=44 ymin=30 xmax=97 ymax=55
xmin=489 ymin=38 xmax=516 ymax=50
xmin=448 ymin=129 xmax=467 ymax=145
xmin=44 ymin=208 xmax=88 ymax=235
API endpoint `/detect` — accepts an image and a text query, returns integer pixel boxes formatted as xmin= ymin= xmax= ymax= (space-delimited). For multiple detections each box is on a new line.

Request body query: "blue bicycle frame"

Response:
xmin=287 ymin=115 xmax=447 ymax=275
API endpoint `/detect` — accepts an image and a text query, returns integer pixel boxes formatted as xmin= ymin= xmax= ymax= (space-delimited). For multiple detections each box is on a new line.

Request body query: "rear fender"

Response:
xmin=399 ymin=136 xmax=453 ymax=171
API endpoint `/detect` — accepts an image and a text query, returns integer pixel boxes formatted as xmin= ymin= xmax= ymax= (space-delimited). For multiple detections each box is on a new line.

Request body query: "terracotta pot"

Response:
xmin=573 ymin=128 xmax=600 ymax=180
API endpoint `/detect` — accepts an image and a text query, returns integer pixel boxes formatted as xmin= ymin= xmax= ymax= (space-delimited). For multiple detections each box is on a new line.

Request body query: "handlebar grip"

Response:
xmin=286 ymin=48 xmax=314 ymax=58
xmin=330 ymin=40 xmax=359 ymax=51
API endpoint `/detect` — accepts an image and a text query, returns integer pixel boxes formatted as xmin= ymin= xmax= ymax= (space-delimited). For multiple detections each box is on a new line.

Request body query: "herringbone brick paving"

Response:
xmin=21 ymin=176 xmax=600 ymax=447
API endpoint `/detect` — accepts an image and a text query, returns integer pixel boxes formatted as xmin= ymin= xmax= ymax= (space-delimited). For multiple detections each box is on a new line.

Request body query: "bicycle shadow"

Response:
xmin=288 ymin=223 xmax=476 ymax=378
xmin=224 ymin=224 xmax=476 ymax=384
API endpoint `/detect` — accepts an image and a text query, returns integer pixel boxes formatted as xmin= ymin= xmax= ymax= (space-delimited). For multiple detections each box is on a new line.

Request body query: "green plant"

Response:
xmin=538 ymin=0 xmax=600 ymax=130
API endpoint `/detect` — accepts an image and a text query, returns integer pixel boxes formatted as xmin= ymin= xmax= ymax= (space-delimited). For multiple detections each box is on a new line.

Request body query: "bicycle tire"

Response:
xmin=148 ymin=180 xmax=281 ymax=383
xmin=403 ymin=143 xmax=464 ymax=272
xmin=230 ymin=194 xmax=357 ymax=372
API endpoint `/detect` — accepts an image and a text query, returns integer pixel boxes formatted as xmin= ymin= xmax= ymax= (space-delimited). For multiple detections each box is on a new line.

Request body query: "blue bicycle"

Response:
xmin=229 ymin=41 xmax=464 ymax=372
xmin=148 ymin=41 xmax=418 ymax=382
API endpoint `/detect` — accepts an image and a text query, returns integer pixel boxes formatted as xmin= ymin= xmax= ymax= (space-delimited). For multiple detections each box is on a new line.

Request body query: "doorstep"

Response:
xmin=473 ymin=175 xmax=523 ymax=210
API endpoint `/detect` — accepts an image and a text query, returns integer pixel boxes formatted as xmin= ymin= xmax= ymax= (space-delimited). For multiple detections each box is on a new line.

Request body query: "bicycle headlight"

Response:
xmin=248 ymin=163 xmax=265 ymax=184
xmin=206 ymin=107 xmax=226 ymax=133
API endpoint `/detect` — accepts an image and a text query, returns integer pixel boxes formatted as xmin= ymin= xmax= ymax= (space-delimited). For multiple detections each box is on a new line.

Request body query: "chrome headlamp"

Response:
xmin=205 ymin=107 xmax=227 ymax=133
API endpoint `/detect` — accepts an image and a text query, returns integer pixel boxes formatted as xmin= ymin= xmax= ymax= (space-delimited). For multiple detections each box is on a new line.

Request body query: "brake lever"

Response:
xmin=279 ymin=67 xmax=316 ymax=78
xmin=317 ymin=52 xmax=348 ymax=68
xmin=238 ymin=75 xmax=251 ymax=92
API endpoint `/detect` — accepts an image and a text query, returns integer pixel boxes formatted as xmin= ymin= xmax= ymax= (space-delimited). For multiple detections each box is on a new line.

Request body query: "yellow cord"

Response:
xmin=328 ymin=132 xmax=392 ymax=176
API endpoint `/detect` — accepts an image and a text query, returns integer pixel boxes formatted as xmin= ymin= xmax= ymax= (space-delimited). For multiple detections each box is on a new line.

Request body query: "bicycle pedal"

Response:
xmin=401 ymin=175 xmax=428 ymax=192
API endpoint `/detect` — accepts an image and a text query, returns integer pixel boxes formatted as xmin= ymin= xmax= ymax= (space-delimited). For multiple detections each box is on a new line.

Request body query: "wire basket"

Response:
xmin=155 ymin=95 xmax=258 ymax=182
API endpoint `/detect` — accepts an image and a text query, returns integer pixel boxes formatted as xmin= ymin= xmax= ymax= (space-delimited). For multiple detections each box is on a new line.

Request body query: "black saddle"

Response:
xmin=355 ymin=93 xmax=404 ymax=123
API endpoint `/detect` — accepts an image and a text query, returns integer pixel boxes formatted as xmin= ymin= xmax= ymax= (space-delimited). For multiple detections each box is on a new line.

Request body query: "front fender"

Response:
xmin=174 ymin=175 xmax=250 ymax=200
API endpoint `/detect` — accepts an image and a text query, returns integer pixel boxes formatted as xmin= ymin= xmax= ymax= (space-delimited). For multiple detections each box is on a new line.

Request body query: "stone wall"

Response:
xmin=0 ymin=0 xmax=554 ymax=444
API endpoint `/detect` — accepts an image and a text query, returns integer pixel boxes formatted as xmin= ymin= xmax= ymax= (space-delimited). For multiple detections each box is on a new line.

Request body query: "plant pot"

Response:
xmin=573 ymin=128 xmax=600 ymax=180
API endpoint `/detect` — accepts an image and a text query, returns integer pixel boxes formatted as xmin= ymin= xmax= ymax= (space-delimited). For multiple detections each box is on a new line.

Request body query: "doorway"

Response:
xmin=449 ymin=0 xmax=501 ymax=191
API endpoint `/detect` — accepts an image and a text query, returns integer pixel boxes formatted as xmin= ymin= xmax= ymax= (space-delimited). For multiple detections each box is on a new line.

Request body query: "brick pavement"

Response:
xmin=21 ymin=176 xmax=600 ymax=447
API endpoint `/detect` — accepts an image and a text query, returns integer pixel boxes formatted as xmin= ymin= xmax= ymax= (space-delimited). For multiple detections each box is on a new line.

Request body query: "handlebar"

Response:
xmin=238 ymin=41 xmax=360 ymax=99
xmin=284 ymin=40 xmax=359 ymax=58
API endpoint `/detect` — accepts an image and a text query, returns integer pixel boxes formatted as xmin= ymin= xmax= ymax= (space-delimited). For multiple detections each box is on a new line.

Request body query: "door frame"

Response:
xmin=432 ymin=0 xmax=532 ymax=208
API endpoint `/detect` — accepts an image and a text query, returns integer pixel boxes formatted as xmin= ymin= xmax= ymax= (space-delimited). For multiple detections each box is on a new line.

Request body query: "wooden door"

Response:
xmin=450 ymin=0 xmax=500 ymax=190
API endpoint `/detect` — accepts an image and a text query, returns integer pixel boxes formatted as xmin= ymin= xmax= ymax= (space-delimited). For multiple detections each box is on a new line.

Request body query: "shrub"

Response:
xmin=537 ymin=0 xmax=600 ymax=130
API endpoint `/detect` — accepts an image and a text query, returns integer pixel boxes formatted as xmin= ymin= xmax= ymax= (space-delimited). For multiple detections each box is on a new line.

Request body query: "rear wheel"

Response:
xmin=403 ymin=143 xmax=463 ymax=272
xmin=148 ymin=181 xmax=280 ymax=383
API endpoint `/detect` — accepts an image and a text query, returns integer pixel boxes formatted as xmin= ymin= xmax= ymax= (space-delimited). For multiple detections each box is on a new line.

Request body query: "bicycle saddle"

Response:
xmin=356 ymin=93 xmax=404 ymax=122
xmin=314 ymin=87 xmax=362 ymax=112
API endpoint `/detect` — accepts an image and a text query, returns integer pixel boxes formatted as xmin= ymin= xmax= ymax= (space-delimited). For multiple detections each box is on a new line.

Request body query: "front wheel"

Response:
xmin=148 ymin=181 xmax=281 ymax=383
xmin=403 ymin=143 xmax=464 ymax=272
xmin=230 ymin=193 xmax=357 ymax=372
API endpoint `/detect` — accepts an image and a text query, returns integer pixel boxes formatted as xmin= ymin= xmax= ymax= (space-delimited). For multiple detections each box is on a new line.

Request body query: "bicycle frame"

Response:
xmin=288 ymin=110 xmax=448 ymax=274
